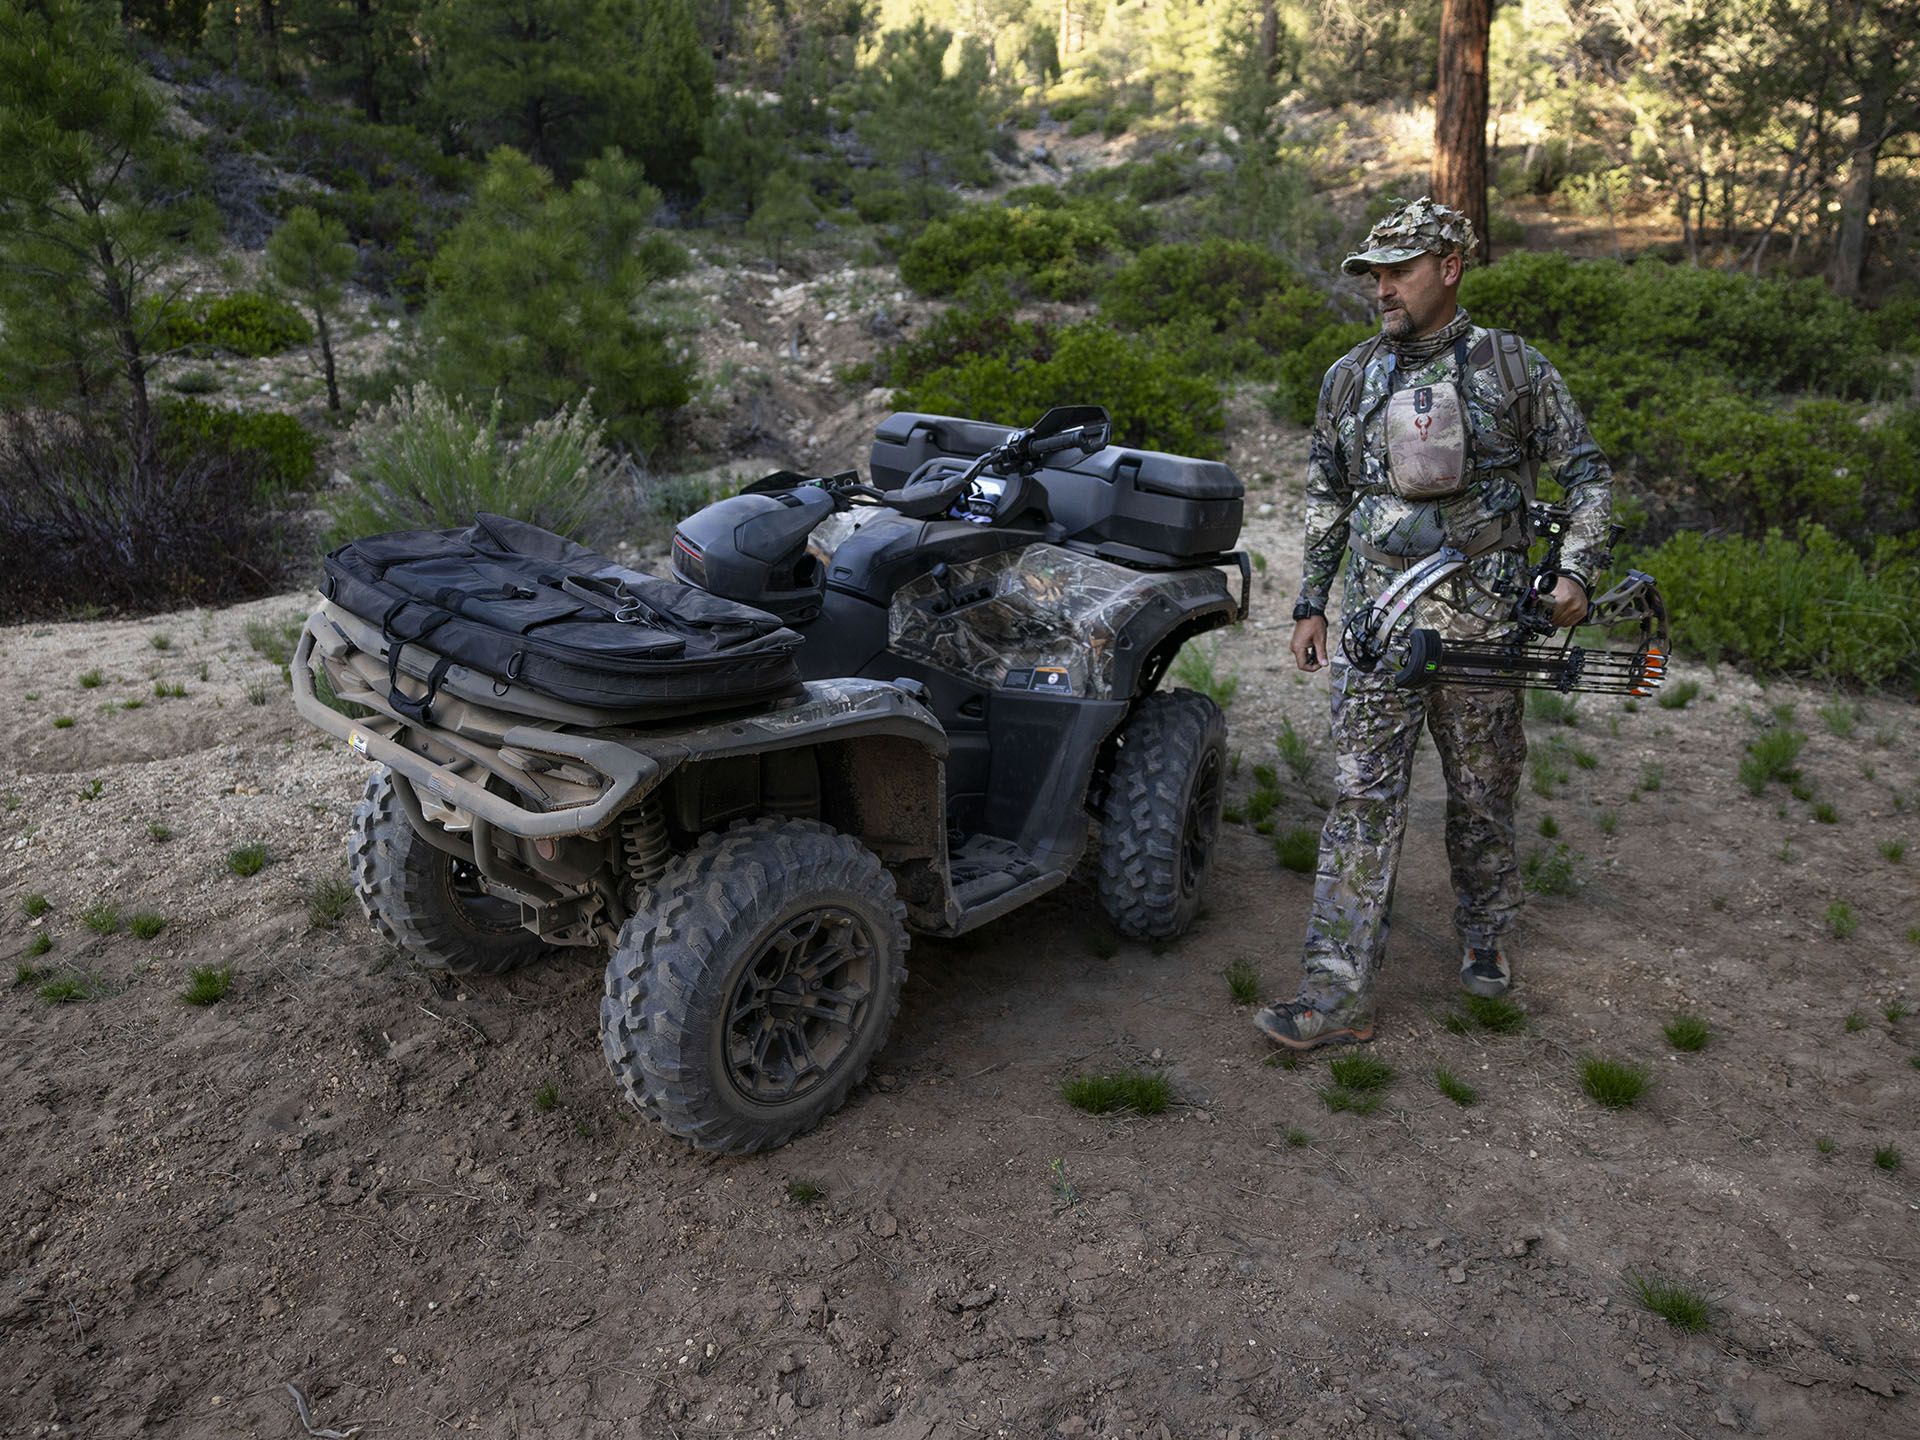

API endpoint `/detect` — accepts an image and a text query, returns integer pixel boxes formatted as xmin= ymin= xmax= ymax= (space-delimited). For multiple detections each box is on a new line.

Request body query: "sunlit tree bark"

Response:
xmin=1432 ymin=0 xmax=1490 ymax=263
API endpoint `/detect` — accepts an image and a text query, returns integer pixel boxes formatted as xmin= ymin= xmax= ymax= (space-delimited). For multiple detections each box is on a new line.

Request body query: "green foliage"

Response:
xmin=745 ymin=170 xmax=821 ymax=270
xmin=38 ymin=973 xmax=98 ymax=1004
xmin=1826 ymin=901 xmax=1858 ymax=939
xmin=1527 ymin=690 xmax=1580 ymax=727
xmin=81 ymin=903 xmax=121 ymax=935
xmin=1328 ymin=1053 xmax=1394 ymax=1091
xmin=1434 ymin=1066 xmax=1479 ymax=1106
xmin=900 ymin=204 xmax=1122 ymax=301
xmin=226 ymin=842 xmax=271 ymax=878
xmin=1274 ymin=719 xmax=1313 ymax=783
xmin=1657 ymin=679 xmax=1700 ymax=710
xmin=1626 ymin=1273 xmax=1711 ymax=1333
xmin=1875 ymin=1144 xmax=1902 ymax=1172
xmin=159 ymin=400 xmax=319 ymax=493
xmin=1663 ymin=1014 xmax=1710 ymax=1051
xmin=785 ymin=1177 xmax=822 ymax=1204
xmin=1738 ymin=723 xmax=1808 ymax=795
xmin=1061 ymin=1069 xmax=1171 ymax=1116
xmin=1224 ymin=957 xmax=1260 ymax=1005
xmin=891 ymin=302 xmax=1225 ymax=459
xmin=1461 ymin=994 xmax=1527 ymax=1034
xmin=25 ymin=932 xmax=52 ymax=960
xmin=1633 ymin=528 xmax=1920 ymax=689
xmin=693 ymin=93 xmax=785 ymax=222
xmin=1102 ymin=240 xmax=1337 ymax=380
xmin=128 ymin=912 xmax=167 ymax=940
xmin=1580 ymin=1056 xmax=1650 ymax=1109
xmin=78 ymin=669 xmax=103 ymax=689
xmin=1523 ymin=843 xmax=1579 ymax=895
xmin=154 ymin=292 xmax=310 ymax=358
xmin=306 ymin=874 xmax=355 ymax=930
xmin=533 ymin=1080 xmax=561 ymax=1112
xmin=1270 ymin=322 xmax=1377 ymax=427
xmin=422 ymin=147 xmax=694 ymax=455
xmin=855 ymin=21 xmax=994 ymax=220
xmin=245 ymin=614 xmax=304 ymax=668
xmin=181 ymin=964 xmax=233 ymax=1006
xmin=21 ymin=893 xmax=50 ymax=919
xmin=268 ymin=204 xmax=357 ymax=409
xmin=424 ymin=0 xmax=713 ymax=189
xmin=1274 ymin=826 xmax=1319 ymax=874
xmin=329 ymin=384 xmax=614 ymax=544
xmin=1171 ymin=639 xmax=1238 ymax=707
xmin=1462 ymin=253 xmax=1882 ymax=399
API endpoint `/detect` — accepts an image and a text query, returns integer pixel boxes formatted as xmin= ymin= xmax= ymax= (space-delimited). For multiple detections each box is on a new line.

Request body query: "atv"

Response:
xmin=293 ymin=406 xmax=1250 ymax=1153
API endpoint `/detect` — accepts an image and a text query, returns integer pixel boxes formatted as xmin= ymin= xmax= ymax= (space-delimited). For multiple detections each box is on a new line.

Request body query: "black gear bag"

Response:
xmin=322 ymin=514 xmax=803 ymax=719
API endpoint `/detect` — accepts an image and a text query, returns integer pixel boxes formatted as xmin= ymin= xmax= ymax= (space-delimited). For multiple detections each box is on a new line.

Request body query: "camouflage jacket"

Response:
xmin=1295 ymin=314 xmax=1612 ymax=636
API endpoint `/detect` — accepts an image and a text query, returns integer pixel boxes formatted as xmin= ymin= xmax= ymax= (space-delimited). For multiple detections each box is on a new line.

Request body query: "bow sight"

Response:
xmin=1341 ymin=503 xmax=1669 ymax=697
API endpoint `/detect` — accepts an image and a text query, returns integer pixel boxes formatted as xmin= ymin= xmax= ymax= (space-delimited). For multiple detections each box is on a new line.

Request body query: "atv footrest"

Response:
xmin=947 ymin=833 xmax=1043 ymax=909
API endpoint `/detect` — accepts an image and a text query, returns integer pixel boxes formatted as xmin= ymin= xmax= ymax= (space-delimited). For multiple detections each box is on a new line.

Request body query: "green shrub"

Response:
xmin=899 ymin=203 xmax=1122 ymax=300
xmin=154 ymin=291 xmax=311 ymax=357
xmin=1269 ymin=322 xmax=1377 ymax=426
xmin=892 ymin=319 xmax=1226 ymax=459
xmin=1461 ymin=252 xmax=1883 ymax=398
xmin=1629 ymin=528 xmax=1920 ymax=689
xmin=1100 ymin=240 xmax=1337 ymax=378
xmin=1739 ymin=724 xmax=1808 ymax=795
xmin=181 ymin=964 xmax=233 ymax=1006
xmin=327 ymin=385 xmax=614 ymax=545
xmin=158 ymin=401 xmax=319 ymax=494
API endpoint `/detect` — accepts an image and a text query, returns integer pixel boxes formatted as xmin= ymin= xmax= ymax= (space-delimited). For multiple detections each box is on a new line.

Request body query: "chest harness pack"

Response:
xmin=1324 ymin=329 xmax=1538 ymax=572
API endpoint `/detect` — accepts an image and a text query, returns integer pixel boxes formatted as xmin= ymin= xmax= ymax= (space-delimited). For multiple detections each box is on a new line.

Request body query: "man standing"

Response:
xmin=1255 ymin=197 xmax=1612 ymax=1052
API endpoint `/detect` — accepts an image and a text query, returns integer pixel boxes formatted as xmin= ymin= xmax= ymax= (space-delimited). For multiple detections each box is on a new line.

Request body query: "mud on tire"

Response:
xmin=600 ymin=817 xmax=909 ymax=1155
xmin=1096 ymin=688 xmax=1228 ymax=939
xmin=349 ymin=767 xmax=546 ymax=975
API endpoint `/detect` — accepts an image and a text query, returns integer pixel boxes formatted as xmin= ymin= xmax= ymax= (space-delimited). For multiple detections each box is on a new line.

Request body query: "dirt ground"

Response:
xmin=4 ymin=367 xmax=1917 ymax=1439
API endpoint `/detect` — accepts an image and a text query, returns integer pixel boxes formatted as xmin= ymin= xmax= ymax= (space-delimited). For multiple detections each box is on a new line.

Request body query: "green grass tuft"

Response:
xmin=1812 ymin=801 xmax=1838 ymax=824
xmin=1663 ymin=1014 xmax=1710 ymax=1052
xmin=786 ymin=1177 xmax=823 ymax=1204
xmin=1656 ymin=679 xmax=1700 ymax=710
xmin=306 ymin=874 xmax=356 ymax=930
xmin=153 ymin=680 xmax=188 ymax=699
xmin=1328 ymin=1053 xmax=1394 ymax=1091
xmin=226 ymin=842 xmax=271 ymax=878
xmin=1171 ymin=639 xmax=1238 ymax=709
xmin=21 ymin=893 xmax=50 ymax=919
xmin=1274 ymin=719 xmax=1313 ymax=783
xmin=1880 ymin=839 xmax=1906 ymax=862
xmin=1818 ymin=699 xmax=1858 ymax=738
xmin=1538 ymin=814 xmax=1559 ymax=839
xmin=181 ymin=965 xmax=233 ymax=1006
xmin=1843 ymin=1010 xmax=1867 ymax=1032
xmin=25 ymin=932 xmax=52 ymax=960
xmin=128 ymin=913 xmax=167 ymax=940
xmin=149 ymin=632 xmax=172 ymax=651
xmin=1061 ymin=1069 xmax=1171 ymax=1116
xmin=1739 ymin=726 xmax=1806 ymax=795
xmin=147 ymin=821 xmax=172 ymax=843
xmin=1434 ymin=1066 xmax=1479 ymax=1106
xmin=1638 ymin=761 xmax=1665 ymax=793
xmin=16 ymin=959 xmax=49 ymax=986
xmin=1626 ymin=1273 xmax=1711 ymax=1333
xmin=51 ymin=715 xmax=74 ymax=729
xmin=1873 ymin=1144 xmax=1901 ymax=1172
xmin=77 ymin=669 xmax=103 ymax=689
xmin=533 ymin=1081 xmax=561 ymax=1112
xmin=80 ymin=903 xmax=121 ymax=935
xmin=1319 ymin=1085 xmax=1382 ymax=1115
xmin=76 ymin=779 xmax=103 ymax=801
xmin=1826 ymin=901 xmax=1857 ymax=940
xmin=1273 ymin=825 xmax=1318 ymax=874
xmin=1224 ymin=957 xmax=1260 ymax=1006
xmin=1581 ymin=1056 xmax=1651 ymax=1109
xmin=37 ymin=974 xmax=96 ymax=1004
xmin=1815 ymin=1135 xmax=1835 ymax=1155
xmin=1523 ymin=843 xmax=1579 ymax=896
xmin=1527 ymin=690 xmax=1579 ymax=727
xmin=1886 ymin=1002 xmax=1910 ymax=1024
xmin=1282 ymin=1125 xmax=1310 ymax=1147
xmin=1462 ymin=994 xmax=1527 ymax=1034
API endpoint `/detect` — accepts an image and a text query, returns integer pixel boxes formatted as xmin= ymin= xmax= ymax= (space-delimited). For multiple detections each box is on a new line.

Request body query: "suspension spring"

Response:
xmin=620 ymin=799 xmax=670 ymax=895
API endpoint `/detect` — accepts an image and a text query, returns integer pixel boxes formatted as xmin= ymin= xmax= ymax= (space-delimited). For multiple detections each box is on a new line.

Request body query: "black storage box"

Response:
xmin=870 ymin=412 xmax=1243 ymax=566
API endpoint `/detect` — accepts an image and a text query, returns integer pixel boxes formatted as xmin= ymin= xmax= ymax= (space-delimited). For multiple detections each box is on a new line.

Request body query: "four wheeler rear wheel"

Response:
xmin=1096 ymin=687 xmax=1228 ymax=939
xmin=600 ymin=818 xmax=909 ymax=1155
xmin=349 ymin=768 xmax=546 ymax=975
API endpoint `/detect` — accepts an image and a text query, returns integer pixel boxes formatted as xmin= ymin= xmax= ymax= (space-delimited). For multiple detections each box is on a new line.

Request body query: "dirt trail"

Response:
xmin=3 ymin=396 xmax=1918 ymax=1439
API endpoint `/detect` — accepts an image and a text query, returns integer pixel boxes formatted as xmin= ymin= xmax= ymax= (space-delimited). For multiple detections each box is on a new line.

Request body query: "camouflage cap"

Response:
xmin=1340 ymin=196 xmax=1477 ymax=276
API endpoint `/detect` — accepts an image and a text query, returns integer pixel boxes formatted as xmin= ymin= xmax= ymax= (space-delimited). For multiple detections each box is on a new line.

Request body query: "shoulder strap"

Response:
xmin=1325 ymin=332 xmax=1386 ymax=492
xmin=1468 ymin=328 xmax=1539 ymax=505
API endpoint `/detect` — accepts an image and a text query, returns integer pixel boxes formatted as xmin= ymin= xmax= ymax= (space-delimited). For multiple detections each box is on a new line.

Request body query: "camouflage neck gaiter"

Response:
xmin=1389 ymin=307 xmax=1471 ymax=366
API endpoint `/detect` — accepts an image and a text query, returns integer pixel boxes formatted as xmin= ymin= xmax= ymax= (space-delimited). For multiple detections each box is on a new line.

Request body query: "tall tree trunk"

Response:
xmin=1829 ymin=61 xmax=1891 ymax=298
xmin=318 ymin=312 xmax=340 ymax=412
xmin=1432 ymin=0 xmax=1491 ymax=264
xmin=356 ymin=0 xmax=382 ymax=122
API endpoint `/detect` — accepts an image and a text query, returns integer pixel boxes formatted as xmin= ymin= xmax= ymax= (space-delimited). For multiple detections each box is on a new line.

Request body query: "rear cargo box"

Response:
xmin=870 ymin=412 xmax=1243 ymax=566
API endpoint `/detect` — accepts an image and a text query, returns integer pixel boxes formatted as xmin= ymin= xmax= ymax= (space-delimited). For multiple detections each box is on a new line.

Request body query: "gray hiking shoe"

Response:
xmin=1253 ymin=996 xmax=1375 ymax=1052
xmin=1460 ymin=946 xmax=1511 ymax=997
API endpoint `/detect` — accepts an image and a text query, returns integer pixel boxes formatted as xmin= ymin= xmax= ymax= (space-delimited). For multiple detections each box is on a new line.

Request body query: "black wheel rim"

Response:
xmin=723 ymin=906 xmax=877 ymax=1107
xmin=443 ymin=857 xmax=523 ymax=933
xmin=1180 ymin=748 xmax=1223 ymax=897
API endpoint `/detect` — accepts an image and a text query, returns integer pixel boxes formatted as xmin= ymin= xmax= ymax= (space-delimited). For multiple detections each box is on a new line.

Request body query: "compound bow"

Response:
xmin=1341 ymin=504 xmax=1669 ymax=697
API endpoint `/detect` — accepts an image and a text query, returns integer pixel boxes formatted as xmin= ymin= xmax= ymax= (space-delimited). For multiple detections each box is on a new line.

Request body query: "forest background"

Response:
xmin=1 ymin=0 xmax=1916 ymax=689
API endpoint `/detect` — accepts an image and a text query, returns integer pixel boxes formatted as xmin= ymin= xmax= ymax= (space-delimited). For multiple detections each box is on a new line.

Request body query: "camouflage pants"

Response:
xmin=1298 ymin=659 xmax=1526 ymax=1008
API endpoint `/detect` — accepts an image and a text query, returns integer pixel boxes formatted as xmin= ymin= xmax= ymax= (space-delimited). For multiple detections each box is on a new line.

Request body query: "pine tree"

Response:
xmin=0 ymin=0 xmax=210 ymax=459
xmin=267 ymin=207 xmax=358 ymax=411
xmin=747 ymin=170 xmax=822 ymax=269
xmin=858 ymin=21 xmax=996 ymax=220
xmin=280 ymin=0 xmax=428 ymax=123
xmin=421 ymin=148 xmax=695 ymax=454
xmin=694 ymin=93 xmax=786 ymax=223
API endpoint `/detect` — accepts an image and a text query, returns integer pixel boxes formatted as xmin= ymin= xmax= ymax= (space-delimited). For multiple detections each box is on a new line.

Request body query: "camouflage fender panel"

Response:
xmin=888 ymin=544 xmax=1233 ymax=699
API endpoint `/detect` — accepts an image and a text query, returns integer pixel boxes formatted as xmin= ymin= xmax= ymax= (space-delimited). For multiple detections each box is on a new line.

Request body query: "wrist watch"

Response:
xmin=1292 ymin=600 xmax=1325 ymax=621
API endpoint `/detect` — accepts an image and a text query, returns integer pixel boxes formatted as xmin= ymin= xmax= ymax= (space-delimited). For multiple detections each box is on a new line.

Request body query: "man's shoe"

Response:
xmin=1253 ymin=997 xmax=1375 ymax=1052
xmin=1460 ymin=946 xmax=1511 ymax=997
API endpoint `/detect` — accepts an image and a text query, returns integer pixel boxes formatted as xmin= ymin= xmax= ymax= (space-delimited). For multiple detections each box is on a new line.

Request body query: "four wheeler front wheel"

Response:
xmin=348 ymin=768 xmax=546 ymax=975
xmin=600 ymin=818 xmax=909 ymax=1155
xmin=1096 ymin=687 xmax=1228 ymax=939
